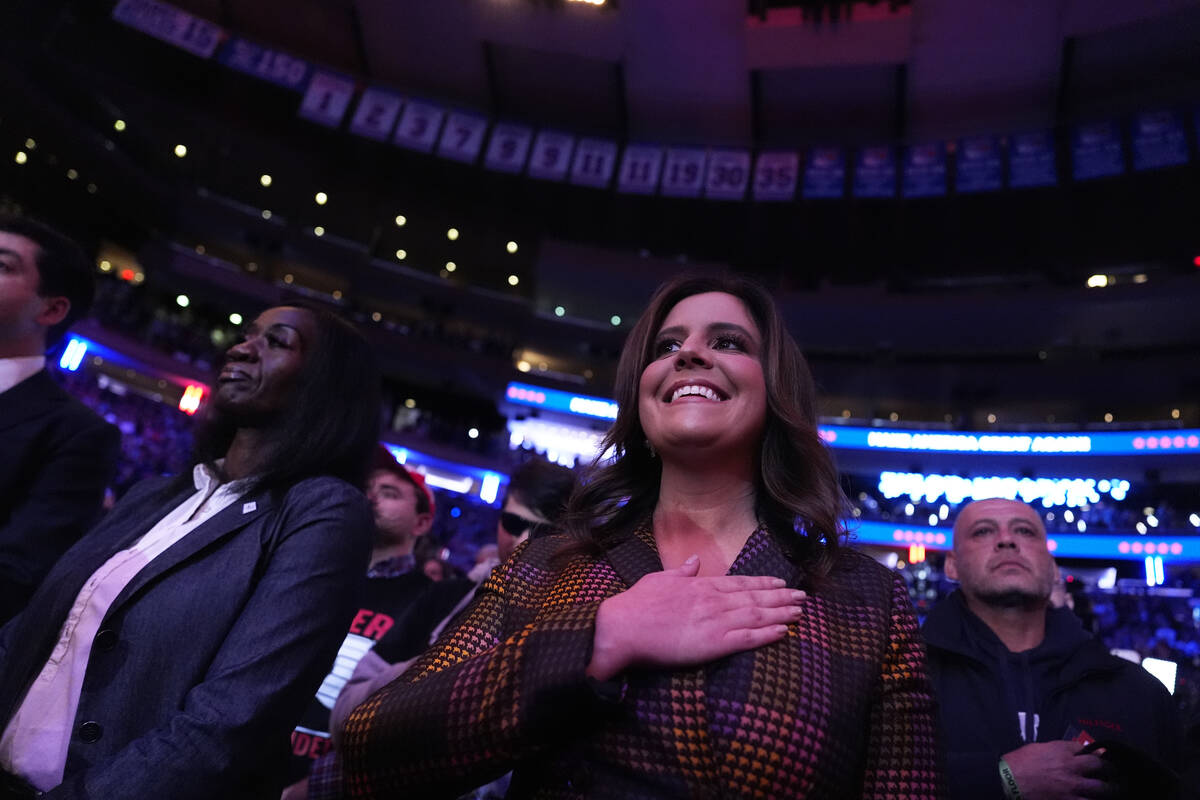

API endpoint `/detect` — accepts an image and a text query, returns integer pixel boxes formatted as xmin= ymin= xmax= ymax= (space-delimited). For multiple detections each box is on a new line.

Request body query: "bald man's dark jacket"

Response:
xmin=0 ymin=369 xmax=120 ymax=625
xmin=923 ymin=590 xmax=1184 ymax=799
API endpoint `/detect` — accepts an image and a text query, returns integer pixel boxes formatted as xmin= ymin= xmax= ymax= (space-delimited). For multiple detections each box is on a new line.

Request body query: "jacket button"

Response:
xmin=78 ymin=721 xmax=102 ymax=743
xmin=94 ymin=629 xmax=118 ymax=652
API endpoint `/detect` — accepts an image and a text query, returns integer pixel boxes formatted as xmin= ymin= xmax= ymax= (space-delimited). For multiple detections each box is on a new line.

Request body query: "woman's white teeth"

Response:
xmin=671 ymin=385 xmax=721 ymax=402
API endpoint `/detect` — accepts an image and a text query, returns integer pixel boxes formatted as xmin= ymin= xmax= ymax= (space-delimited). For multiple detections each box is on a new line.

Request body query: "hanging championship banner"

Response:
xmin=483 ymin=123 xmax=534 ymax=174
xmin=112 ymin=0 xmax=223 ymax=58
xmin=853 ymin=146 xmax=897 ymax=198
xmin=570 ymin=139 xmax=618 ymax=188
xmin=704 ymin=150 xmax=751 ymax=200
xmin=955 ymin=136 xmax=1003 ymax=193
xmin=1131 ymin=111 xmax=1188 ymax=171
xmin=436 ymin=112 xmax=489 ymax=164
xmin=1008 ymin=131 xmax=1057 ymax=188
xmin=617 ymin=145 xmax=663 ymax=195
xmin=348 ymin=89 xmax=403 ymax=141
xmin=802 ymin=147 xmax=845 ymax=198
xmin=218 ymin=37 xmax=309 ymax=91
xmin=660 ymin=148 xmax=707 ymax=198
xmin=393 ymin=101 xmax=445 ymax=153
xmin=1072 ymin=121 xmax=1124 ymax=180
xmin=527 ymin=131 xmax=576 ymax=181
xmin=752 ymin=151 xmax=798 ymax=202
xmin=902 ymin=142 xmax=946 ymax=198
xmin=298 ymin=72 xmax=356 ymax=128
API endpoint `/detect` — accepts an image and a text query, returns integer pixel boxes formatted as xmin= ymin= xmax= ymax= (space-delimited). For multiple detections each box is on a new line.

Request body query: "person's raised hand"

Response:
xmin=1002 ymin=740 xmax=1115 ymax=800
xmin=586 ymin=555 xmax=806 ymax=681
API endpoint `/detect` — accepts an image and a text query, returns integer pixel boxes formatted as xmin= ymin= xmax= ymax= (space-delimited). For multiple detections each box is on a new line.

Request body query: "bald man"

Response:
xmin=922 ymin=498 xmax=1183 ymax=800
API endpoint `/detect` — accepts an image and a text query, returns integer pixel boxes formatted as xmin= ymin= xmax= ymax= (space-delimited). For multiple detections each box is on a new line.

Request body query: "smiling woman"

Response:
xmin=0 ymin=304 xmax=381 ymax=799
xmin=339 ymin=274 xmax=945 ymax=799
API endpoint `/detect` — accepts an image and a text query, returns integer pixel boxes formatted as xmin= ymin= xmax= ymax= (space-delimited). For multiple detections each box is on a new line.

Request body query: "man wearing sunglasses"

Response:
xmin=297 ymin=459 xmax=578 ymax=800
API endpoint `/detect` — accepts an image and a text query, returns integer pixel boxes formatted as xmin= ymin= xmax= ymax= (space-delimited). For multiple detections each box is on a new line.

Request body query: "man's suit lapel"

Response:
xmin=0 ymin=370 xmax=64 ymax=432
xmin=108 ymin=491 xmax=276 ymax=615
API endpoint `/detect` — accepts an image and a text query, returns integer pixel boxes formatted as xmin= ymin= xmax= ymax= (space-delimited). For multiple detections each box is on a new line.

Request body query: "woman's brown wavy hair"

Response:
xmin=562 ymin=273 xmax=847 ymax=578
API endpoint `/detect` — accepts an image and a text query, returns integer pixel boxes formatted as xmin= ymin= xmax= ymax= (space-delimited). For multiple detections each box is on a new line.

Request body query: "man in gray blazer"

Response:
xmin=0 ymin=304 xmax=380 ymax=800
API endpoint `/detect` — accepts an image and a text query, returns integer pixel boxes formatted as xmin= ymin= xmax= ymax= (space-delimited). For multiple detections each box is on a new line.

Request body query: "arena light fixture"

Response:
xmin=1086 ymin=274 xmax=1108 ymax=288
xmin=260 ymin=174 xmax=272 ymax=187
xmin=554 ymin=306 xmax=565 ymax=317
xmin=174 ymin=144 xmax=187 ymax=158
xmin=66 ymin=169 xmax=78 ymax=180
xmin=14 ymin=151 xmax=27 ymax=165
xmin=59 ymin=338 xmax=87 ymax=372
xmin=113 ymin=120 xmax=126 ymax=132
xmin=228 ymin=312 xmax=243 ymax=325
xmin=447 ymin=228 xmax=459 ymax=241
xmin=507 ymin=275 xmax=519 ymax=286
xmin=506 ymin=241 xmax=518 ymax=254
xmin=610 ymin=315 xmax=621 ymax=326
xmin=468 ymin=427 xmax=480 ymax=439
xmin=395 ymin=249 xmax=406 ymax=261
xmin=24 ymin=138 xmax=35 ymax=150
xmin=394 ymin=215 xmax=406 ymax=227
xmin=176 ymin=294 xmax=190 ymax=308
xmin=314 ymin=192 xmax=328 ymax=205
xmin=313 ymin=226 xmax=325 ymax=237
xmin=445 ymin=261 xmax=457 ymax=272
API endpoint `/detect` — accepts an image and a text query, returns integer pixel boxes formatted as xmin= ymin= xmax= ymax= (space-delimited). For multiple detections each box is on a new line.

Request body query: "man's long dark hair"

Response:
xmin=562 ymin=274 xmax=847 ymax=579
xmin=191 ymin=304 xmax=381 ymax=496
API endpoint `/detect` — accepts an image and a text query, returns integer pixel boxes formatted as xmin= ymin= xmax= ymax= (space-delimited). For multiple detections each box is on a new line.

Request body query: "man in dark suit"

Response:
xmin=0 ymin=215 xmax=119 ymax=626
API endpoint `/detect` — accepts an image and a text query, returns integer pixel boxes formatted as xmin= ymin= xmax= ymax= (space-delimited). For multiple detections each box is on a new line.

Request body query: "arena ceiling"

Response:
xmin=158 ymin=0 xmax=1200 ymax=146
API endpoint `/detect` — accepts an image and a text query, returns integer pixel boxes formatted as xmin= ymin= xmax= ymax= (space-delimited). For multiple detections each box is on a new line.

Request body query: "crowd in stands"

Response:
xmin=848 ymin=479 xmax=1200 ymax=535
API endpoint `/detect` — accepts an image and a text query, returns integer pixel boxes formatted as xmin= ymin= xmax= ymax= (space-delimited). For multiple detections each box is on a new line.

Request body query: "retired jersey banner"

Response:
xmin=112 ymin=0 xmax=223 ymax=58
xmin=1131 ymin=111 xmax=1188 ymax=171
xmin=348 ymin=89 xmax=403 ymax=141
xmin=902 ymin=142 xmax=946 ymax=198
xmin=298 ymin=72 xmax=356 ymax=128
xmin=218 ymin=37 xmax=309 ymax=91
xmin=660 ymin=148 xmax=707 ymax=198
xmin=483 ymin=123 xmax=534 ymax=174
xmin=527 ymin=131 xmax=576 ymax=181
xmin=752 ymin=151 xmax=798 ymax=202
xmin=436 ymin=112 xmax=488 ymax=164
xmin=704 ymin=150 xmax=752 ymax=200
xmin=393 ymin=101 xmax=445 ymax=153
xmin=1072 ymin=121 xmax=1124 ymax=180
xmin=570 ymin=139 xmax=619 ymax=188
xmin=1008 ymin=131 xmax=1057 ymax=188
xmin=853 ymin=146 xmax=897 ymax=198
xmin=616 ymin=145 xmax=663 ymax=195
xmin=954 ymin=136 xmax=1003 ymax=194
xmin=803 ymin=147 xmax=845 ymax=198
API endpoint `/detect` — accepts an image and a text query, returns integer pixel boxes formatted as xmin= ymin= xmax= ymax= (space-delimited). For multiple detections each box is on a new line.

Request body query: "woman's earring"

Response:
xmin=645 ymin=440 xmax=657 ymax=459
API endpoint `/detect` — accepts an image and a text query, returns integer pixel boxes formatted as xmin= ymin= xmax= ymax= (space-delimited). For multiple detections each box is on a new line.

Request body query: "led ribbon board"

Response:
xmin=852 ymin=520 xmax=1199 ymax=562
xmin=505 ymin=382 xmax=618 ymax=421
xmin=818 ymin=427 xmax=1200 ymax=456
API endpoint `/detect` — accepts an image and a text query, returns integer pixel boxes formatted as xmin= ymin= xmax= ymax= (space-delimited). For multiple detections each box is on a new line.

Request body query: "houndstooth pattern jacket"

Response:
xmin=340 ymin=524 xmax=945 ymax=799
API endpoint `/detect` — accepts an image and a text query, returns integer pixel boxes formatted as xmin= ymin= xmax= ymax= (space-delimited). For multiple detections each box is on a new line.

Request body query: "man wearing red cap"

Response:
xmin=283 ymin=446 xmax=448 ymax=789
